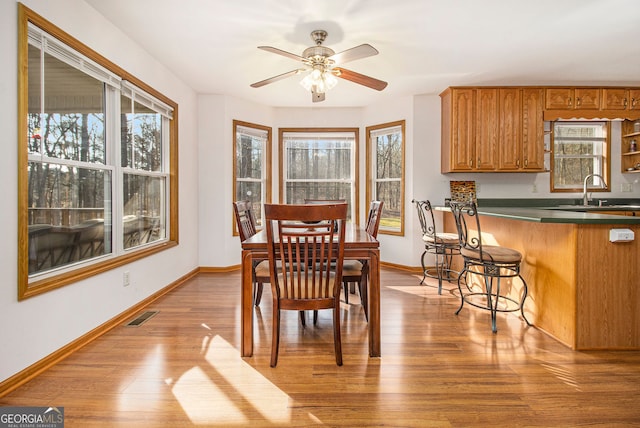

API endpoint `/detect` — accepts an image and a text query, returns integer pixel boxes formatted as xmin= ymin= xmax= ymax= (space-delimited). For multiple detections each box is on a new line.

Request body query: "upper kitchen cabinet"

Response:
xmin=441 ymin=88 xmax=475 ymax=172
xmin=543 ymin=87 xmax=640 ymax=121
xmin=520 ymin=88 xmax=546 ymax=170
xmin=602 ymin=88 xmax=640 ymax=110
xmin=475 ymin=88 xmax=499 ymax=171
xmin=545 ymin=87 xmax=600 ymax=110
xmin=441 ymin=87 xmax=545 ymax=173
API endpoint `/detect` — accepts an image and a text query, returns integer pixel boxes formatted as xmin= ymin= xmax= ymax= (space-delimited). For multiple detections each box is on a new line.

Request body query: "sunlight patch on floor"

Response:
xmin=169 ymin=334 xmax=292 ymax=425
xmin=386 ymin=282 xmax=458 ymax=299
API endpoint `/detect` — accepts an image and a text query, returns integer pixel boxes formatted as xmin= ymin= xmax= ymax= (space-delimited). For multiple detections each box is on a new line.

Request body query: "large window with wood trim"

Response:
xmin=233 ymin=120 xmax=272 ymax=232
xmin=551 ymin=121 xmax=610 ymax=192
xmin=279 ymin=128 xmax=358 ymax=222
xmin=366 ymin=120 xmax=405 ymax=235
xmin=19 ymin=5 xmax=178 ymax=300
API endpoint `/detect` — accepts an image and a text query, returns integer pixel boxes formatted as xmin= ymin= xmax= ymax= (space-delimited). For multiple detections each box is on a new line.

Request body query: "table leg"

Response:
xmin=368 ymin=249 xmax=381 ymax=357
xmin=241 ymin=249 xmax=254 ymax=357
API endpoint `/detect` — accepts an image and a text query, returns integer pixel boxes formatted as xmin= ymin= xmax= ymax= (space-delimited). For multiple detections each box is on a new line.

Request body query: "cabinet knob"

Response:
xmin=469 ymin=159 xmax=473 ymax=167
xmin=575 ymin=97 xmax=581 ymax=107
xmin=623 ymin=98 xmax=628 ymax=107
xmin=524 ymin=159 xmax=528 ymax=167
xmin=568 ymin=97 xmax=573 ymax=107
xmin=632 ymin=98 xmax=637 ymax=107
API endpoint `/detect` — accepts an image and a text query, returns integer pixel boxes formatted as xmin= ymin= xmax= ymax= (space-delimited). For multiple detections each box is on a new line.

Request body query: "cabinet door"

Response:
xmin=475 ymin=88 xmax=498 ymax=170
xmin=545 ymin=87 xmax=600 ymax=110
xmin=630 ymin=89 xmax=640 ymax=110
xmin=545 ymin=88 xmax=573 ymax=109
xmin=602 ymin=88 xmax=629 ymax=110
xmin=521 ymin=88 xmax=545 ymax=170
xmin=498 ymin=88 xmax=521 ymax=170
xmin=574 ymin=88 xmax=600 ymax=109
xmin=451 ymin=89 xmax=475 ymax=171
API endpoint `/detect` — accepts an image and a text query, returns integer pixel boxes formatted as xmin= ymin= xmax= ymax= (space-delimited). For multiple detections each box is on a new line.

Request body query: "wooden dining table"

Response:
xmin=240 ymin=223 xmax=381 ymax=358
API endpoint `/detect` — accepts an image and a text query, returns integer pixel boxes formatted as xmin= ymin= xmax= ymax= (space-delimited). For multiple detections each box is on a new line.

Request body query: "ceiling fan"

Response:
xmin=250 ymin=30 xmax=388 ymax=103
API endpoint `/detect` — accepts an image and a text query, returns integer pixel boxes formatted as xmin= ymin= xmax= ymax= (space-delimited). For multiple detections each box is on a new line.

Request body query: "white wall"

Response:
xmin=197 ymin=95 xmax=273 ymax=268
xmin=0 ymin=0 xmax=200 ymax=382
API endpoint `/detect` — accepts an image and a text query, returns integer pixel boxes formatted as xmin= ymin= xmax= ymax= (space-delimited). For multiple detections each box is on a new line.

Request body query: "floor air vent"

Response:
xmin=126 ymin=310 xmax=159 ymax=327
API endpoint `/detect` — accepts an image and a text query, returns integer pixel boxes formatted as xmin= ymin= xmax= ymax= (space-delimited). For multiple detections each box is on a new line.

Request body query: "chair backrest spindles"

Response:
xmin=233 ymin=200 xmax=258 ymax=242
xmin=365 ymin=201 xmax=384 ymax=238
xmin=265 ymin=203 xmax=347 ymax=300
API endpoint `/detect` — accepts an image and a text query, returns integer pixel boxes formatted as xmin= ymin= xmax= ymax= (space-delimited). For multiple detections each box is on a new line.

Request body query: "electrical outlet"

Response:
xmin=620 ymin=183 xmax=633 ymax=192
xmin=610 ymin=229 xmax=634 ymax=242
xmin=123 ymin=271 xmax=130 ymax=287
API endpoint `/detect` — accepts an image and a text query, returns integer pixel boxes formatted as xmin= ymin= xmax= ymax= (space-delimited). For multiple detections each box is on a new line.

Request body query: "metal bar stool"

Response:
xmin=449 ymin=201 xmax=532 ymax=332
xmin=412 ymin=199 xmax=460 ymax=294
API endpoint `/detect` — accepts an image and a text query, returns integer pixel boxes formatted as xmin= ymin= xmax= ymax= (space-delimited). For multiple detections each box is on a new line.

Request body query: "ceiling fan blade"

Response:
xmin=333 ymin=67 xmax=388 ymax=91
xmin=328 ymin=44 xmax=378 ymax=65
xmin=258 ymin=46 xmax=306 ymax=62
xmin=311 ymin=90 xmax=325 ymax=103
xmin=250 ymin=69 xmax=304 ymax=88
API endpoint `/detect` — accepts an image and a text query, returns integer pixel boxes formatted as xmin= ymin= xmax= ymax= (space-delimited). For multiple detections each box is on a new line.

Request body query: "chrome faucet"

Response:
xmin=583 ymin=173 xmax=607 ymax=206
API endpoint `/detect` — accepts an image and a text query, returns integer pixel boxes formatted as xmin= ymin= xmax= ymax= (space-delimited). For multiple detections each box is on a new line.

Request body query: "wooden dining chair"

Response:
xmin=264 ymin=202 xmax=347 ymax=367
xmin=233 ymin=200 xmax=269 ymax=306
xmin=342 ymin=200 xmax=383 ymax=320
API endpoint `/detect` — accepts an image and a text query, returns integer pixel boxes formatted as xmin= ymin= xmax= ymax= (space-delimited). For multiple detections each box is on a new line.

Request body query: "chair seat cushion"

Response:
xmin=423 ymin=232 xmax=459 ymax=245
xmin=342 ymin=260 xmax=364 ymax=276
xmin=461 ymin=245 xmax=522 ymax=264
xmin=275 ymin=272 xmax=338 ymax=298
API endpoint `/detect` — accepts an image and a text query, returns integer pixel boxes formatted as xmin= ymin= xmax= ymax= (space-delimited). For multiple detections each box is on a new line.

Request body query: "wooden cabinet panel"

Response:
xmin=475 ymin=89 xmax=498 ymax=170
xmin=521 ymin=88 xmax=545 ymax=170
xmin=631 ymin=89 xmax=640 ymax=110
xmin=603 ymin=88 xmax=630 ymax=110
xmin=441 ymin=88 xmax=475 ymax=172
xmin=602 ymin=88 xmax=640 ymax=110
xmin=498 ymin=88 xmax=521 ymax=170
xmin=545 ymin=87 xmax=600 ymax=110
xmin=545 ymin=88 xmax=573 ymax=109
xmin=575 ymin=88 xmax=600 ymax=109
xmin=441 ymin=86 xmax=545 ymax=173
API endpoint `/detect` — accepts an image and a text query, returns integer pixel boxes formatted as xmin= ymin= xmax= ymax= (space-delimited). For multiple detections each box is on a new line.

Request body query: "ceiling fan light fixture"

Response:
xmin=300 ymin=69 xmax=337 ymax=93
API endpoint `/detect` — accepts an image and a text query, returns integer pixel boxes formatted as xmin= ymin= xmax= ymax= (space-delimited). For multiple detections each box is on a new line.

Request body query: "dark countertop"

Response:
xmin=435 ymin=199 xmax=640 ymax=224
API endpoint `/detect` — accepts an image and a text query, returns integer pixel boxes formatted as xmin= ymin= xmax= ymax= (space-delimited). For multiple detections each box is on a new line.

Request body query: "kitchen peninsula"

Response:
xmin=441 ymin=201 xmax=640 ymax=350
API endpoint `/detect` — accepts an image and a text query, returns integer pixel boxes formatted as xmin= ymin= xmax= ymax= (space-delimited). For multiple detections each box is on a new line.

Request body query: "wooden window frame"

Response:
xmin=232 ymin=120 xmax=272 ymax=235
xmin=18 ymin=4 xmax=179 ymax=300
xmin=366 ymin=120 xmax=406 ymax=236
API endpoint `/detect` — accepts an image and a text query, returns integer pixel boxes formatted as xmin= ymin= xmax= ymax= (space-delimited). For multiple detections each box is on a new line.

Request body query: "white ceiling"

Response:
xmin=84 ymin=0 xmax=640 ymax=108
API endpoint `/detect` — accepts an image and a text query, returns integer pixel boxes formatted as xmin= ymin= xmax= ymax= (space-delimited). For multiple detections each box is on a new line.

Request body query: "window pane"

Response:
xmin=286 ymin=182 xmax=352 ymax=218
xmin=236 ymin=134 xmax=263 ymax=179
xmin=123 ymin=174 xmax=165 ymax=249
xmin=28 ymin=161 xmax=112 ymax=274
xmin=376 ymin=133 xmax=402 ymax=178
xmin=30 ymin=50 xmax=106 ymax=163
xmin=553 ymin=122 xmax=607 ymax=190
xmin=236 ymin=180 xmax=263 ymax=226
xmin=286 ymin=140 xmax=352 ymax=180
xmin=121 ymin=94 xmax=163 ymax=171
xmin=376 ymin=181 xmax=401 ymax=229
xmin=27 ymin=44 xmax=42 ymax=155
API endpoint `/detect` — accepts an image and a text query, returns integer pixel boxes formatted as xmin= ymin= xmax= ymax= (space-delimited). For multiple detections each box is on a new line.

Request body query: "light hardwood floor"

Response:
xmin=2 ymin=268 xmax=640 ymax=427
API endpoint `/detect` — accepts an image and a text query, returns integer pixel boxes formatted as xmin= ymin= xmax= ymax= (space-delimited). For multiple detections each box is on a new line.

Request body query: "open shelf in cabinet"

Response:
xmin=621 ymin=121 xmax=640 ymax=173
